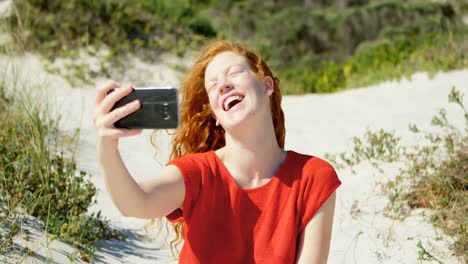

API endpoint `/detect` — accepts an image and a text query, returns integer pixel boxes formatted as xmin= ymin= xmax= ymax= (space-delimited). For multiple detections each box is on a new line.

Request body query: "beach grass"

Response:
xmin=0 ymin=57 xmax=124 ymax=262
xmin=326 ymin=87 xmax=467 ymax=260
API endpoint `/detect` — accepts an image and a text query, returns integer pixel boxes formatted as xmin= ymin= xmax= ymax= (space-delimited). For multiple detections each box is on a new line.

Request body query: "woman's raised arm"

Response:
xmin=93 ymin=81 xmax=185 ymax=219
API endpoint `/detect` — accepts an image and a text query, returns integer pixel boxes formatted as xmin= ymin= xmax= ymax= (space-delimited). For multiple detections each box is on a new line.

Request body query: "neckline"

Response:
xmin=211 ymin=150 xmax=291 ymax=193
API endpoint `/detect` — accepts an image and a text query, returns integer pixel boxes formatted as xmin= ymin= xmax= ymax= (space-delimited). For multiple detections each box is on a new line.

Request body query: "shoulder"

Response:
xmin=171 ymin=151 xmax=212 ymax=161
xmin=291 ymin=151 xmax=341 ymax=231
xmin=165 ymin=151 xmax=215 ymax=218
xmin=165 ymin=152 xmax=214 ymax=185
xmin=286 ymin=150 xmax=340 ymax=191
xmin=288 ymin=150 xmax=336 ymax=175
xmin=168 ymin=151 xmax=213 ymax=168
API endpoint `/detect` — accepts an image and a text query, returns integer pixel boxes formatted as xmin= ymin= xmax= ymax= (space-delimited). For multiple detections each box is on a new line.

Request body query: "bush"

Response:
xmin=326 ymin=87 xmax=467 ymax=260
xmin=5 ymin=0 xmax=216 ymax=59
xmin=280 ymin=26 xmax=468 ymax=94
xmin=282 ymin=61 xmax=347 ymax=93
xmin=2 ymin=0 xmax=467 ymax=95
xmin=0 ymin=78 xmax=123 ymax=261
xmin=210 ymin=0 xmax=466 ymax=94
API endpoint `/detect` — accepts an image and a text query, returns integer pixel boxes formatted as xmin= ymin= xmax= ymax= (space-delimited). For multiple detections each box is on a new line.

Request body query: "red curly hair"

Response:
xmin=154 ymin=40 xmax=285 ymax=256
xmin=172 ymin=40 xmax=285 ymax=158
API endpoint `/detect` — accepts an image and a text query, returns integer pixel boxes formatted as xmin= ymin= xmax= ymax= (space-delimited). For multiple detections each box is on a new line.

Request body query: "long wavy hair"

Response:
xmin=152 ymin=39 xmax=285 ymax=257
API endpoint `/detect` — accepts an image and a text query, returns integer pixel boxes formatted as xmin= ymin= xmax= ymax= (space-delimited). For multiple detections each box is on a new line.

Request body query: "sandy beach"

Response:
xmin=1 ymin=49 xmax=467 ymax=263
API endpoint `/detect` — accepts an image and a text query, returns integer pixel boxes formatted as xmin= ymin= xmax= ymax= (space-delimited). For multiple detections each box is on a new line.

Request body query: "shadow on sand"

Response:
xmin=94 ymin=228 xmax=176 ymax=263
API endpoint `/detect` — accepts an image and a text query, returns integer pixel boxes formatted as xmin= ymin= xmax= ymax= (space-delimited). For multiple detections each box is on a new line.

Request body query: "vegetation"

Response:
xmin=0 ymin=0 xmax=465 ymax=262
xmin=219 ymin=0 xmax=468 ymax=93
xmin=6 ymin=0 xmax=215 ymax=58
xmin=1 ymin=0 xmax=467 ymax=92
xmin=326 ymin=87 xmax=467 ymax=260
xmin=0 ymin=74 xmax=124 ymax=261
xmin=2 ymin=0 xmax=216 ymax=86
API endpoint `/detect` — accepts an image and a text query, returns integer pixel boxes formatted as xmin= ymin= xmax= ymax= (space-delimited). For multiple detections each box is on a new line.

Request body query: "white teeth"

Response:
xmin=223 ymin=95 xmax=243 ymax=111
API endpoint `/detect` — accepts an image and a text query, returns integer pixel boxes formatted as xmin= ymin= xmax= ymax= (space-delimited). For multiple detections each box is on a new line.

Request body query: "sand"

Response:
xmin=0 ymin=49 xmax=467 ymax=263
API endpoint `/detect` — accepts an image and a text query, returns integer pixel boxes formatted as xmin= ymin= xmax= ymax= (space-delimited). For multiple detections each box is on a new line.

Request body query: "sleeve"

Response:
xmin=299 ymin=164 xmax=341 ymax=232
xmin=165 ymin=154 xmax=203 ymax=223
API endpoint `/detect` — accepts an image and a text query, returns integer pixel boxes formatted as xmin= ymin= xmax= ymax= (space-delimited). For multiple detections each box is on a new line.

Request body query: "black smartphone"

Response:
xmin=110 ymin=87 xmax=179 ymax=129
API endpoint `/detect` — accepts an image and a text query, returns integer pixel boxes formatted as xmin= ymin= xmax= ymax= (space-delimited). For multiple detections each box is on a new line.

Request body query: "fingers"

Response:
xmin=105 ymin=85 xmax=134 ymax=113
xmin=93 ymin=81 xmax=142 ymax=140
xmin=94 ymin=81 xmax=135 ymax=114
xmin=100 ymin=85 xmax=135 ymax=115
xmin=95 ymin=81 xmax=120 ymax=108
xmin=95 ymin=99 xmax=141 ymax=128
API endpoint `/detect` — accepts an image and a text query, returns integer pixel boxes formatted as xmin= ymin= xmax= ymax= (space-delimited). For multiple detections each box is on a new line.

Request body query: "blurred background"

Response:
xmin=3 ymin=0 xmax=468 ymax=93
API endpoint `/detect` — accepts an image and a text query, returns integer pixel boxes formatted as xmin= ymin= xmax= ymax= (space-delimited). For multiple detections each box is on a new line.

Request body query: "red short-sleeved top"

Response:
xmin=166 ymin=150 xmax=341 ymax=264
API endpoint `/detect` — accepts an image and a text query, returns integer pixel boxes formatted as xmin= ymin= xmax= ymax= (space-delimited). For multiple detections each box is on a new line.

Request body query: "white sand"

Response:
xmin=284 ymin=71 xmax=467 ymax=264
xmin=1 ymin=50 xmax=467 ymax=263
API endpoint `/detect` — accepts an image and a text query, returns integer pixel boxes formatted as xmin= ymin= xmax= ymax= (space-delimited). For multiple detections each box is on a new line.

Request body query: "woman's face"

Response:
xmin=204 ymin=51 xmax=273 ymax=130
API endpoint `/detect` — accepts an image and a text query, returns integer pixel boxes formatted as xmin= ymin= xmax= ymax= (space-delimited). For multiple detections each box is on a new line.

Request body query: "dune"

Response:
xmin=0 ymin=49 xmax=466 ymax=263
xmin=284 ymin=71 xmax=467 ymax=264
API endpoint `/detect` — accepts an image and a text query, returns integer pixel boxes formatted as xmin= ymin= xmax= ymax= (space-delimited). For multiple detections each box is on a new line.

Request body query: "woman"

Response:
xmin=93 ymin=40 xmax=341 ymax=263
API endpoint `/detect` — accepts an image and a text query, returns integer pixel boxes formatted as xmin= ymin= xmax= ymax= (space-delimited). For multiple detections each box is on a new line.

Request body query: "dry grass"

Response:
xmin=327 ymin=87 xmax=467 ymax=260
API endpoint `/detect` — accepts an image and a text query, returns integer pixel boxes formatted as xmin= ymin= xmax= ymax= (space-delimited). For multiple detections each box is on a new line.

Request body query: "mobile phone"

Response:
xmin=110 ymin=87 xmax=179 ymax=129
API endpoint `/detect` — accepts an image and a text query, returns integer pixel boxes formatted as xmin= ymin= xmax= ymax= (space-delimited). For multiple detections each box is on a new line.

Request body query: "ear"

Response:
xmin=263 ymin=76 xmax=274 ymax=96
xmin=211 ymin=112 xmax=220 ymax=126
xmin=210 ymin=110 xmax=218 ymax=121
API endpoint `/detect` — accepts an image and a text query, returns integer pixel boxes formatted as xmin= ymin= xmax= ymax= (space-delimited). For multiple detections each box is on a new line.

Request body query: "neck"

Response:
xmin=220 ymin=114 xmax=285 ymax=181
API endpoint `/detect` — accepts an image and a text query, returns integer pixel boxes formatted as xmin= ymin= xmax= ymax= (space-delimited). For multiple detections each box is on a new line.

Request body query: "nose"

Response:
xmin=217 ymin=75 xmax=234 ymax=95
xmin=218 ymin=82 xmax=234 ymax=95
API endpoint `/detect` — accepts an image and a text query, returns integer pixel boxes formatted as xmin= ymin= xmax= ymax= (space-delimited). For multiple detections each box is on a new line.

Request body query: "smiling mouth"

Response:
xmin=223 ymin=95 xmax=244 ymax=111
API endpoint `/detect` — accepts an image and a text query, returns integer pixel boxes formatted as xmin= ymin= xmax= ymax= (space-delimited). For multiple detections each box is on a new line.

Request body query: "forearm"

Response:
xmin=97 ymin=139 xmax=148 ymax=217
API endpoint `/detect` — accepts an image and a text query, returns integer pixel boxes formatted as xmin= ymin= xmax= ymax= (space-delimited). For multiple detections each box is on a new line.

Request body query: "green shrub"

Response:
xmin=0 ymin=80 xmax=123 ymax=261
xmin=5 ymin=0 xmax=216 ymax=59
xmin=188 ymin=14 xmax=217 ymax=38
xmin=211 ymin=0 xmax=466 ymax=94
xmin=326 ymin=87 xmax=467 ymax=260
xmin=282 ymin=61 xmax=347 ymax=94
xmin=2 ymin=0 xmax=467 ymax=95
xmin=325 ymin=129 xmax=403 ymax=172
xmin=279 ymin=26 xmax=468 ymax=94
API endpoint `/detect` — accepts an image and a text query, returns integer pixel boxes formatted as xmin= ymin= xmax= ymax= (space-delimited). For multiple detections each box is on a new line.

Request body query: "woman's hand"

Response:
xmin=93 ymin=81 xmax=142 ymax=146
xmin=92 ymin=83 xmax=185 ymax=219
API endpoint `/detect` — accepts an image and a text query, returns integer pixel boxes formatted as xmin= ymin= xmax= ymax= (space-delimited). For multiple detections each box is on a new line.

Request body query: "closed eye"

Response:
xmin=229 ymin=71 xmax=241 ymax=77
xmin=206 ymin=81 xmax=217 ymax=91
xmin=228 ymin=68 xmax=244 ymax=77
